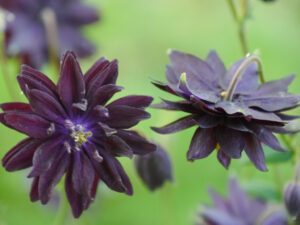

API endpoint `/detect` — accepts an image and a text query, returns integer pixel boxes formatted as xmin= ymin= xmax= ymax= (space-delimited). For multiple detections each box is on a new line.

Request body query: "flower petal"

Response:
xmin=108 ymin=95 xmax=153 ymax=109
xmin=98 ymin=135 xmax=133 ymax=158
xmin=205 ymin=50 xmax=226 ymax=78
xmin=29 ymin=137 xmax=66 ymax=177
xmin=117 ymin=130 xmax=156 ymax=155
xmin=27 ymin=89 xmax=68 ymax=123
xmin=194 ymin=114 xmax=221 ymax=128
xmin=38 ymin=151 xmax=70 ymax=204
xmin=1 ymin=102 xmax=31 ymax=112
xmin=84 ymin=58 xmax=109 ymax=86
xmin=3 ymin=112 xmax=53 ymax=138
xmin=86 ymin=60 xmax=118 ymax=98
xmin=217 ymin=150 xmax=231 ymax=169
xmin=151 ymin=99 xmax=197 ymax=113
xmin=151 ymin=115 xmax=196 ymax=134
xmin=21 ymin=65 xmax=57 ymax=94
xmin=58 ymin=51 xmax=85 ymax=112
xmin=187 ymin=128 xmax=217 ymax=160
xmin=244 ymin=133 xmax=268 ymax=171
xmin=89 ymin=84 xmax=123 ymax=107
xmin=30 ymin=177 xmax=40 ymax=202
xmin=246 ymin=124 xmax=286 ymax=152
xmin=168 ymin=50 xmax=217 ymax=91
xmin=215 ymin=126 xmax=245 ymax=159
xmin=2 ymin=138 xmax=41 ymax=171
xmin=105 ymin=105 xmax=150 ymax=129
xmin=72 ymin=151 xmax=95 ymax=197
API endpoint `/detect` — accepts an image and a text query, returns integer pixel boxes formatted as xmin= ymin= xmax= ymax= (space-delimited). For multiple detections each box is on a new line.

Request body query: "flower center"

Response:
xmin=71 ymin=126 xmax=93 ymax=148
xmin=64 ymin=120 xmax=93 ymax=150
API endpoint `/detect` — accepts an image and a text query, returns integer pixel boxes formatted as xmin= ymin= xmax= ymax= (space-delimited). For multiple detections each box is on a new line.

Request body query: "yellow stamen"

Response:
xmin=71 ymin=129 xmax=92 ymax=148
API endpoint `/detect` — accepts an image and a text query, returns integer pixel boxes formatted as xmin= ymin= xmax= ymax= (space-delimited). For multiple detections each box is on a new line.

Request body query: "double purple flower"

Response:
xmin=152 ymin=50 xmax=300 ymax=171
xmin=0 ymin=0 xmax=99 ymax=68
xmin=198 ymin=179 xmax=288 ymax=225
xmin=0 ymin=51 xmax=155 ymax=217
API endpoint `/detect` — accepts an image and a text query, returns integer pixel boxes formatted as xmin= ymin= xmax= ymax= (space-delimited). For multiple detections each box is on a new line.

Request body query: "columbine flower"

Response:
xmin=284 ymin=181 xmax=300 ymax=219
xmin=1 ymin=51 xmax=156 ymax=218
xmin=197 ymin=179 xmax=288 ymax=225
xmin=135 ymin=144 xmax=173 ymax=191
xmin=152 ymin=50 xmax=300 ymax=171
xmin=0 ymin=0 xmax=99 ymax=68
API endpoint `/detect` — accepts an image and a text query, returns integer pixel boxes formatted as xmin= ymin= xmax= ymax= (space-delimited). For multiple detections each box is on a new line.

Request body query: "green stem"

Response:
xmin=52 ymin=191 xmax=69 ymax=225
xmin=226 ymin=0 xmax=238 ymax=21
xmin=0 ymin=36 xmax=19 ymax=101
xmin=272 ymin=164 xmax=283 ymax=199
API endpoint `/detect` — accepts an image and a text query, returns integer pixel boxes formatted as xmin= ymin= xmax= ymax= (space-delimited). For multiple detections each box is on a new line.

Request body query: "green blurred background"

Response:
xmin=0 ymin=0 xmax=300 ymax=224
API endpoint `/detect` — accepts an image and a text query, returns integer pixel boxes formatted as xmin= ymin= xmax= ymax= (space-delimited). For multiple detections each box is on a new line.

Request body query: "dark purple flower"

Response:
xmin=0 ymin=0 xmax=99 ymax=68
xmin=0 ymin=51 xmax=156 ymax=218
xmin=197 ymin=179 xmax=288 ymax=225
xmin=152 ymin=50 xmax=300 ymax=171
xmin=135 ymin=144 xmax=173 ymax=191
xmin=284 ymin=181 xmax=300 ymax=218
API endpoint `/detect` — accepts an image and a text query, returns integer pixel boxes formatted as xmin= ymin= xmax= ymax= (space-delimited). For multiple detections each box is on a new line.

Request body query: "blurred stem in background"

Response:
xmin=41 ymin=8 xmax=60 ymax=76
xmin=52 ymin=183 xmax=69 ymax=225
xmin=226 ymin=0 xmax=249 ymax=55
xmin=0 ymin=34 xmax=19 ymax=101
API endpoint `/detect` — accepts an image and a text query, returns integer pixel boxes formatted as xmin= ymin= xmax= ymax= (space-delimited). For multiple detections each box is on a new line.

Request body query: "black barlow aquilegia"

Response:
xmin=152 ymin=50 xmax=300 ymax=171
xmin=0 ymin=51 xmax=156 ymax=218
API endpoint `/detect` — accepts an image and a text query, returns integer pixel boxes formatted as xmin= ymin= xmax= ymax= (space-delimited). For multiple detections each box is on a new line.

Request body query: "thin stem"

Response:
xmin=52 ymin=190 xmax=69 ymax=225
xmin=272 ymin=164 xmax=283 ymax=199
xmin=41 ymin=8 xmax=60 ymax=75
xmin=238 ymin=24 xmax=248 ymax=55
xmin=0 ymin=36 xmax=19 ymax=101
xmin=223 ymin=55 xmax=264 ymax=101
xmin=226 ymin=0 xmax=238 ymax=21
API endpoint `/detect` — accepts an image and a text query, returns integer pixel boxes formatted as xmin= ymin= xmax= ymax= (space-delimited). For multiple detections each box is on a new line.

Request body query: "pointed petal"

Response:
xmin=255 ymin=74 xmax=295 ymax=95
xmin=38 ymin=151 xmax=70 ymax=204
xmin=99 ymin=135 xmax=133 ymax=158
xmin=27 ymin=89 xmax=67 ymax=123
xmin=165 ymin=65 xmax=179 ymax=84
xmin=205 ymin=50 xmax=226 ymax=78
xmin=86 ymin=60 xmax=118 ymax=98
xmin=2 ymin=138 xmax=41 ymax=171
xmin=58 ymin=51 xmax=85 ymax=112
xmin=217 ymin=150 xmax=231 ymax=169
xmin=86 ymin=143 xmax=132 ymax=195
xmin=89 ymin=84 xmax=123 ymax=107
xmin=187 ymin=128 xmax=217 ymax=160
xmin=168 ymin=50 xmax=217 ymax=90
xmin=1 ymin=102 xmax=31 ymax=112
xmin=72 ymin=151 xmax=95 ymax=197
xmin=151 ymin=115 xmax=196 ymax=134
xmin=105 ymin=105 xmax=150 ymax=129
xmin=30 ymin=177 xmax=40 ymax=202
xmin=246 ymin=124 xmax=286 ymax=152
xmin=194 ymin=114 xmax=221 ymax=128
xmin=84 ymin=57 xmax=109 ymax=85
xmin=108 ymin=95 xmax=153 ymax=109
xmin=117 ymin=130 xmax=156 ymax=155
xmin=17 ymin=75 xmax=57 ymax=99
xmin=21 ymin=64 xmax=57 ymax=94
xmin=29 ymin=137 xmax=65 ymax=177
xmin=215 ymin=126 xmax=245 ymax=159
xmin=3 ymin=112 xmax=53 ymax=138
xmin=244 ymin=133 xmax=268 ymax=171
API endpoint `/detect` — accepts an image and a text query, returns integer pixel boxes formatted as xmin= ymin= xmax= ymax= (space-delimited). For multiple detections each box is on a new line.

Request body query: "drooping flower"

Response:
xmin=0 ymin=0 xmax=99 ymax=68
xmin=135 ymin=144 xmax=173 ymax=191
xmin=197 ymin=179 xmax=288 ymax=225
xmin=284 ymin=181 xmax=300 ymax=219
xmin=1 ymin=51 xmax=156 ymax=218
xmin=152 ymin=50 xmax=300 ymax=171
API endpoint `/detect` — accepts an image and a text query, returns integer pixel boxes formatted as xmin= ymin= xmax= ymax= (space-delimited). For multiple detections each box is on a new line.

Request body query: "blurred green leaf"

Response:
xmin=263 ymin=145 xmax=293 ymax=164
xmin=243 ymin=180 xmax=279 ymax=201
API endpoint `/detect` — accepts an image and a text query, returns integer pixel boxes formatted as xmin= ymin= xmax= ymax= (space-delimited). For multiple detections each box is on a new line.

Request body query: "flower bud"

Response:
xmin=284 ymin=181 xmax=300 ymax=218
xmin=135 ymin=144 xmax=173 ymax=191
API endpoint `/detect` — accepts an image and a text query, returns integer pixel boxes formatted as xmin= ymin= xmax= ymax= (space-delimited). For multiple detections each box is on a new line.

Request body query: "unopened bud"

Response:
xmin=134 ymin=144 xmax=173 ymax=191
xmin=284 ymin=181 xmax=300 ymax=218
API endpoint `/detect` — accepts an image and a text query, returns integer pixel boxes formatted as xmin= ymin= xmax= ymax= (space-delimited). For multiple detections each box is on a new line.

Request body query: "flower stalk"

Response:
xmin=41 ymin=8 xmax=60 ymax=74
xmin=223 ymin=55 xmax=265 ymax=101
